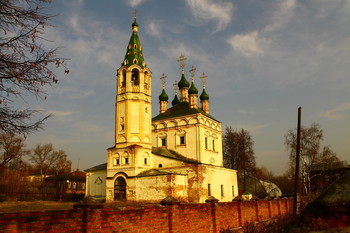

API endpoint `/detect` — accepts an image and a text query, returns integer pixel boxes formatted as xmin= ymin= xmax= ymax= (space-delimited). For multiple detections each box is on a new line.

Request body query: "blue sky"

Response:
xmin=21 ymin=0 xmax=350 ymax=175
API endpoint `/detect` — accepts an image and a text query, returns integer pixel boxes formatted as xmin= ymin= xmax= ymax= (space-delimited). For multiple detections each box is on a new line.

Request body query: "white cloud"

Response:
xmin=227 ymin=31 xmax=267 ymax=57
xmin=147 ymin=21 xmax=162 ymax=38
xmin=264 ymin=0 xmax=297 ymax=32
xmin=127 ymin=0 xmax=145 ymax=7
xmin=318 ymin=102 xmax=350 ymax=120
xmin=185 ymin=0 xmax=233 ymax=31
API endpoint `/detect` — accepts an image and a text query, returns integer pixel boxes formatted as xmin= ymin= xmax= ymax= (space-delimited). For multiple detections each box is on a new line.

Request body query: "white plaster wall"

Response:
xmin=86 ymin=170 xmax=106 ymax=199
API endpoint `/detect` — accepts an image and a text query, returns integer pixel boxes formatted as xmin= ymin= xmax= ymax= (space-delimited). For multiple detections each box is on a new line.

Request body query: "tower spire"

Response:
xmin=200 ymin=73 xmax=210 ymax=113
xmin=159 ymin=74 xmax=169 ymax=113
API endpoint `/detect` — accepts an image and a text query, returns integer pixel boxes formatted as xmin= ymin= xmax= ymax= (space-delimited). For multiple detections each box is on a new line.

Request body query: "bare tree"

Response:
xmin=284 ymin=123 xmax=339 ymax=195
xmin=29 ymin=144 xmax=71 ymax=184
xmin=223 ymin=126 xmax=256 ymax=174
xmin=0 ymin=132 xmax=30 ymax=171
xmin=0 ymin=0 xmax=68 ymax=135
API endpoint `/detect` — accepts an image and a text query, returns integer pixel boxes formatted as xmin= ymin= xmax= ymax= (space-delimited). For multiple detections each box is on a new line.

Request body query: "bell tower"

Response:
xmin=109 ymin=11 xmax=152 ymax=178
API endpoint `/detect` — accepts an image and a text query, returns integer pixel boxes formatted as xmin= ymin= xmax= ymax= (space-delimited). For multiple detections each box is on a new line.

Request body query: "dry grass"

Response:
xmin=0 ymin=201 xmax=76 ymax=214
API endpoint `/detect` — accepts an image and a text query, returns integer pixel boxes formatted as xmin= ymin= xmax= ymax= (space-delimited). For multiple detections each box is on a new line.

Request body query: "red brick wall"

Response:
xmin=0 ymin=199 xmax=293 ymax=233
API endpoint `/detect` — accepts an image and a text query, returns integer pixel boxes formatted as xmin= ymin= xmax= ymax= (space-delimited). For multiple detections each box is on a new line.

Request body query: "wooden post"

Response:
xmin=293 ymin=107 xmax=301 ymax=216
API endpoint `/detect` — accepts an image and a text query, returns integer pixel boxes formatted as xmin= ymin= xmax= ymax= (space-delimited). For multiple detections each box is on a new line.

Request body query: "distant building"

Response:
xmin=85 ymin=15 xmax=238 ymax=203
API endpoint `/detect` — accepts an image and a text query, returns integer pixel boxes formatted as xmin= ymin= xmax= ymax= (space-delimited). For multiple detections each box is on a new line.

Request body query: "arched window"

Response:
xmin=131 ymin=69 xmax=139 ymax=86
xmin=121 ymin=70 xmax=126 ymax=87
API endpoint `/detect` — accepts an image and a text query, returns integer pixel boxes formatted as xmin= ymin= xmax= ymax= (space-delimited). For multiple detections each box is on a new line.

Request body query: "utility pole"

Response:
xmin=293 ymin=107 xmax=302 ymax=216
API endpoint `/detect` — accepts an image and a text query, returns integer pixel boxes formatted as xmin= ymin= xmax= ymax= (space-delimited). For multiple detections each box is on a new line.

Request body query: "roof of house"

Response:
xmin=152 ymin=147 xmax=200 ymax=164
xmin=84 ymin=163 xmax=107 ymax=172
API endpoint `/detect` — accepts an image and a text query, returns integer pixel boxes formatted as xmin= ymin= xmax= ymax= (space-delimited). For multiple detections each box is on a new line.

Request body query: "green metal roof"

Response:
xmin=84 ymin=163 xmax=107 ymax=172
xmin=200 ymin=88 xmax=209 ymax=100
xmin=178 ymin=72 xmax=190 ymax=89
xmin=152 ymin=102 xmax=219 ymax=122
xmin=159 ymin=89 xmax=169 ymax=101
xmin=152 ymin=147 xmax=200 ymax=164
xmin=122 ymin=18 xmax=146 ymax=68
xmin=188 ymin=81 xmax=198 ymax=94
xmin=171 ymin=94 xmax=180 ymax=106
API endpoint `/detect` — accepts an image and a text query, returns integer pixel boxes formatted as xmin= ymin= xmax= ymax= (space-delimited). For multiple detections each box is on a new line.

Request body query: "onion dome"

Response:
xmin=188 ymin=81 xmax=198 ymax=95
xmin=122 ymin=18 xmax=146 ymax=68
xmin=178 ymin=72 xmax=190 ymax=89
xmin=171 ymin=94 xmax=180 ymax=106
xmin=200 ymin=89 xmax=209 ymax=101
xmin=159 ymin=89 xmax=169 ymax=101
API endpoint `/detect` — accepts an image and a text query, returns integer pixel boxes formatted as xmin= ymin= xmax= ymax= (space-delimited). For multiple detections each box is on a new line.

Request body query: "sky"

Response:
xmin=19 ymin=0 xmax=350 ymax=175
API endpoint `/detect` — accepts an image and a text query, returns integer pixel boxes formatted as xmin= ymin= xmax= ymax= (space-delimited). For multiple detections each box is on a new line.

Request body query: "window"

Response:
xmin=121 ymin=70 xmax=126 ymax=87
xmin=120 ymin=124 xmax=124 ymax=131
xmin=158 ymin=164 xmax=163 ymax=168
xmin=212 ymin=140 xmax=215 ymax=151
xmin=114 ymin=158 xmax=120 ymax=166
xmin=161 ymin=138 xmax=167 ymax=147
xmin=124 ymin=157 xmax=129 ymax=164
xmin=221 ymin=185 xmax=224 ymax=197
xmin=144 ymin=158 xmax=148 ymax=165
xmin=180 ymin=136 xmax=185 ymax=145
xmin=131 ymin=69 xmax=139 ymax=85
xmin=208 ymin=184 xmax=211 ymax=196
xmin=205 ymin=137 xmax=208 ymax=149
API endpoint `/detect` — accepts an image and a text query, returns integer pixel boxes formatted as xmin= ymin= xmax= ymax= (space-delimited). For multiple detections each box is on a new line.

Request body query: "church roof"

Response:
xmin=137 ymin=169 xmax=179 ymax=177
xmin=152 ymin=102 xmax=219 ymax=122
xmin=178 ymin=72 xmax=190 ymax=89
xmin=152 ymin=147 xmax=200 ymax=164
xmin=171 ymin=94 xmax=180 ymax=106
xmin=84 ymin=163 xmax=107 ymax=172
xmin=158 ymin=89 xmax=169 ymax=101
xmin=200 ymin=88 xmax=209 ymax=100
xmin=188 ymin=80 xmax=198 ymax=94
xmin=122 ymin=17 xmax=146 ymax=68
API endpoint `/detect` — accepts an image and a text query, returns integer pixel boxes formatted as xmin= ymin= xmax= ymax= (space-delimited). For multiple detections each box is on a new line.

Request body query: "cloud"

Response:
xmin=264 ymin=0 xmax=297 ymax=32
xmin=126 ymin=0 xmax=145 ymax=7
xmin=227 ymin=31 xmax=267 ymax=57
xmin=318 ymin=102 xmax=350 ymax=120
xmin=146 ymin=21 xmax=162 ymax=38
xmin=185 ymin=0 xmax=233 ymax=31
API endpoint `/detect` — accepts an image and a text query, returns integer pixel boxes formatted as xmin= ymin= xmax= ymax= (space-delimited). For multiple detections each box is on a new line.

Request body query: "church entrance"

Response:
xmin=114 ymin=177 xmax=126 ymax=201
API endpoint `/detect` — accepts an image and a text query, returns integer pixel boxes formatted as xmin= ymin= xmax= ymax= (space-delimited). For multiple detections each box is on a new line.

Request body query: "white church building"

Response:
xmin=85 ymin=15 xmax=238 ymax=203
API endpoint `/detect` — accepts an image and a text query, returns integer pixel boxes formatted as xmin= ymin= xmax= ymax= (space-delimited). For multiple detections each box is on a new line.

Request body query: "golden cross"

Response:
xmin=160 ymin=73 xmax=167 ymax=89
xmin=173 ymin=80 xmax=178 ymax=94
xmin=189 ymin=65 xmax=196 ymax=82
xmin=177 ymin=54 xmax=187 ymax=71
xmin=133 ymin=10 xmax=138 ymax=19
xmin=200 ymin=72 xmax=208 ymax=88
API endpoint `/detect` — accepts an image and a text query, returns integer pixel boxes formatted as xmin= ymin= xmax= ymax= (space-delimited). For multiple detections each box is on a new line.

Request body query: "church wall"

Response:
xmin=85 ymin=170 xmax=106 ymax=199
xmin=135 ymin=174 xmax=188 ymax=202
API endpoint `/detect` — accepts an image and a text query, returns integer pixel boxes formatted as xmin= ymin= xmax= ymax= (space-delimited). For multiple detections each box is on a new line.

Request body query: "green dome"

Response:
xmin=171 ymin=94 xmax=180 ymax=106
xmin=159 ymin=89 xmax=169 ymax=101
xmin=178 ymin=73 xmax=190 ymax=89
xmin=188 ymin=81 xmax=198 ymax=94
xmin=121 ymin=18 xmax=146 ymax=68
xmin=200 ymin=89 xmax=209 ymax=101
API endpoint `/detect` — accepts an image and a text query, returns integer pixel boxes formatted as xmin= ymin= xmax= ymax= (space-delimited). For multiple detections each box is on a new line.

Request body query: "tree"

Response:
xmin=223 ymin=126 xmax=256 ymax=174
xmin=284 ymin=122 xmax=339 ymax=195
xmin=0 ymin=0 xmax=68 ymax=135
xmin=0 ymin=132 xmax=30 ymax=171
xmin=29 ymin=144 xmax=71 ymax=184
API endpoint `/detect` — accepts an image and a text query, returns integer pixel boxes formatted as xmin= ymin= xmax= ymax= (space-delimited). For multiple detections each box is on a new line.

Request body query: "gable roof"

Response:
xmin=84 ymin=163 xmax=107 ymax=172
xmin=152 ymin=147 xmax=200 ymax=164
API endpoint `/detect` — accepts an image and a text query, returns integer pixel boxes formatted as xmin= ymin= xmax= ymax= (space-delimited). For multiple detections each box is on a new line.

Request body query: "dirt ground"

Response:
xmin=0 ymin=201 xmax=76 ymax=214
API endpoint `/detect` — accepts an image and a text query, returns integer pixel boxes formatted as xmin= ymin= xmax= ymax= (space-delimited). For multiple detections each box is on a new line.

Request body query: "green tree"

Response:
xmin=0 ymin=0 xmax=68 ymax=135
xmin=223 ymin=126 xmax=256 ymax=174
xmin=29 ymin=144 xmax=71 ymax=184
xmin=284 ymin=123 xmax=339 ymax=195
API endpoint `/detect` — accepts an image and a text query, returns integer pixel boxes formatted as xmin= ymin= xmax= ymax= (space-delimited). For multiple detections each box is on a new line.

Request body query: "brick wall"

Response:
xmin=0 ymin=198 xmax=293 ymax=232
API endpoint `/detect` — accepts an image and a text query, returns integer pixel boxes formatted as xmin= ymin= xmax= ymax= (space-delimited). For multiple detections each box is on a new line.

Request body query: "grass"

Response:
xmin=0 ymin=201 xmax=76 ymax=214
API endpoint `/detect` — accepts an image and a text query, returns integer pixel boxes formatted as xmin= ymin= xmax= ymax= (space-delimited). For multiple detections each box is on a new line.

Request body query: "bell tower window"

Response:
xmin=131 ymin=69 xmax=139 ymax=86
xmin=121 ymin=70 xmax=126 ymax=87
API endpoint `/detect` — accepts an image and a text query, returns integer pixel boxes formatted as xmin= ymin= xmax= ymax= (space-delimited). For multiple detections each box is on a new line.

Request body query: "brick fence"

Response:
xmin=0 ymin=198 xmax=293 ymax=232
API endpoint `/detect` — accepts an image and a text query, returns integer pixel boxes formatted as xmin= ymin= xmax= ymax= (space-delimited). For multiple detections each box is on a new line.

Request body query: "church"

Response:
xmin=85 ymin=14 xmax=238 ymax=203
